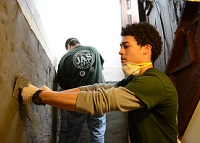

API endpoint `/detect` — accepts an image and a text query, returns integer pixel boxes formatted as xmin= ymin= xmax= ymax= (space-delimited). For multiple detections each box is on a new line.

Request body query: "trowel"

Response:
xmin=12 ymin=75 xmax=29 ymax=99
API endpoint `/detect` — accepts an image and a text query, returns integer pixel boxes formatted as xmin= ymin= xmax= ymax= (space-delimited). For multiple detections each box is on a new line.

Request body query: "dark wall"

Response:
xmin=0 ymin=0 xmax=57 ymax=142
xmin=166 ymin=1 xmax=200 ymax=138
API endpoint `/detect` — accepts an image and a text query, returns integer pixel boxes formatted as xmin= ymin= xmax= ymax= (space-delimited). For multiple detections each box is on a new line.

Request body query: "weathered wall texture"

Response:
xmin=0 ymin=0 xmax=57 ymax=142
xmin=166 ymin=1 xmax=200 ymax=139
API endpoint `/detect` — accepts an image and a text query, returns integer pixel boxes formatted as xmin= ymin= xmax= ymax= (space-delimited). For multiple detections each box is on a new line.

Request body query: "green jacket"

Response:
xmin=58 ymin=45 xmax=105 ymax=89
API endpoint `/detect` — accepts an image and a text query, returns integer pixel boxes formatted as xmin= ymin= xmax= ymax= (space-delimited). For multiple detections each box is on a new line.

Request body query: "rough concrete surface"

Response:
xmin=0 ymin=0 xmax=56 ymax=142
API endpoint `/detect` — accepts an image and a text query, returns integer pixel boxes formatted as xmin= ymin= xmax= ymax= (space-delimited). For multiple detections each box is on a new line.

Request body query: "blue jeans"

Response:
xmin=58 ymin=110 xmax=106 ymax=143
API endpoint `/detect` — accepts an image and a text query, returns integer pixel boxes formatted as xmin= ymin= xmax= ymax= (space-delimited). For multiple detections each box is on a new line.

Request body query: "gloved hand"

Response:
xmin=21 ymin=83 xmax=39 ymax=104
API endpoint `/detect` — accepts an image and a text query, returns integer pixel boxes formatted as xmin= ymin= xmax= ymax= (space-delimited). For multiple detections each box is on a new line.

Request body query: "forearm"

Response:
xmin=40 ymin=89 xmax=79 ymax=111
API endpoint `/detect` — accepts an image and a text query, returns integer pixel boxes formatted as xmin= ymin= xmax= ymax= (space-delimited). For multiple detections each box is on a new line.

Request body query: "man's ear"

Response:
xmin=143 ymin=44 xmax=152 ymax=55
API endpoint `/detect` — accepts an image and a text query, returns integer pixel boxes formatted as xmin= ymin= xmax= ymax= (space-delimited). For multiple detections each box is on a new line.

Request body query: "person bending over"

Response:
xmin=57 ymin=37 xmax=106 ymax=143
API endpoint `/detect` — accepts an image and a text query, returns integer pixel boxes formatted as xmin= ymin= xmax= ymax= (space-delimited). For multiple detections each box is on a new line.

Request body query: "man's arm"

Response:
xmin=39 ymin=83 xmax=116 ymax=111
xmin=22 ymin=84 xmax=146 ymax=115
xmin=40 ymin=88 xmax=80 ymax=111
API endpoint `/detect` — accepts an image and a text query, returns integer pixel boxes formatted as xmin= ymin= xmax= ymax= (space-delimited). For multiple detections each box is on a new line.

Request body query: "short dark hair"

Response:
xmin=121 ymin=22 xmax=162 ymax=63
xmin=65 ymin=38 xmax=80 ymax=49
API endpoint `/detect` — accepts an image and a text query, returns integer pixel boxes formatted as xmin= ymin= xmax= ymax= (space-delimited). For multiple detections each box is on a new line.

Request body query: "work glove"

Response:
xmin=21 ymin=83 xmax=39 ymax=104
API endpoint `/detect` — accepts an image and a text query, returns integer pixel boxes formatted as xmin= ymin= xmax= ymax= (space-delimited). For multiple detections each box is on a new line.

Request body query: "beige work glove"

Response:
xmin=21 ymin=83 xmax=39 ymax=104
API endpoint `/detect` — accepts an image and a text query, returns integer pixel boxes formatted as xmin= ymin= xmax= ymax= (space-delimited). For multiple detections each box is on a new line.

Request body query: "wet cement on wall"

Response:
xmin=0 ymin=0 xmax=56 ymax=142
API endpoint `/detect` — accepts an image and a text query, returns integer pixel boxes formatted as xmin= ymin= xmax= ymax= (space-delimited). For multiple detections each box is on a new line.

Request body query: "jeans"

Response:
xmin=58 ymin=110 xmax=106 ymax=143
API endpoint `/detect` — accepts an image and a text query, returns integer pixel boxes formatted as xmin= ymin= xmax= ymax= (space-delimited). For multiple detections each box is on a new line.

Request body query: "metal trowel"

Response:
xmin=12 ymin=75 xmax=29 ymax=98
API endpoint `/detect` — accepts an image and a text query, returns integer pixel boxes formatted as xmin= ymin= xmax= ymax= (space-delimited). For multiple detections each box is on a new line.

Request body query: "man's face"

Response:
xmin=119 ymin=36 xmax=144 ymax=64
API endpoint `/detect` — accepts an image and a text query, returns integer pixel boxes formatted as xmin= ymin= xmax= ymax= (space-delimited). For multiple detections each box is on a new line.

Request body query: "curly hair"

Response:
xmin=121 ymin=22 xmax=162 ymax=63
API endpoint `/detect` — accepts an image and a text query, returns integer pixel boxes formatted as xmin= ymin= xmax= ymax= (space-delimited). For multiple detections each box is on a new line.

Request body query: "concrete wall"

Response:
xmin=0 ymin=0 xmax=57 ymax=142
